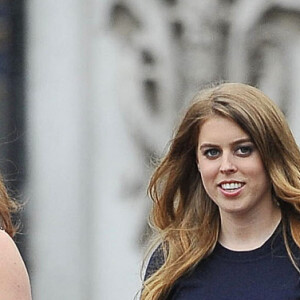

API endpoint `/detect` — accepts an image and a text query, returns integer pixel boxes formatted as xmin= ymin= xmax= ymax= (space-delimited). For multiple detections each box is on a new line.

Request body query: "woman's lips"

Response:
xmin=218 ymin=181 xmax=245 ymax=197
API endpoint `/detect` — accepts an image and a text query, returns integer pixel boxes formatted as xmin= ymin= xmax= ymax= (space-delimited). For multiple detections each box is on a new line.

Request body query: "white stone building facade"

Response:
xmin=25 ymin=0 xmax=300 ymax=299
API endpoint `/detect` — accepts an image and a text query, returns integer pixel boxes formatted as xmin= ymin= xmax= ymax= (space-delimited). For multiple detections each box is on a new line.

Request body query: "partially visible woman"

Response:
xmin=0 ymin=178 xmax=31 ymax=299
xmin=141 ymin=83 xmax=300 ymax=300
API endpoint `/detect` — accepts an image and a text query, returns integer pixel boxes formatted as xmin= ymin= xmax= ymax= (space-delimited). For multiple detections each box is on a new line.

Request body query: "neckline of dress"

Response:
xmin=214 ymin=221 xmax=283 ymax=262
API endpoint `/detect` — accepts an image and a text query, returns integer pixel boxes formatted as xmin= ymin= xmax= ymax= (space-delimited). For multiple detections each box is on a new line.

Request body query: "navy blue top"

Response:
xmin=145 ymin=224 xmax=300 ymax=299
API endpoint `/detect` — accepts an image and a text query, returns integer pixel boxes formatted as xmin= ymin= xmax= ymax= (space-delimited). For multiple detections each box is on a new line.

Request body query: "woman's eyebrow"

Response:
xmin=231 ymin=137 xmax=253 ymax=145
xmin=199 ymin=143 xmax=218 ymax=150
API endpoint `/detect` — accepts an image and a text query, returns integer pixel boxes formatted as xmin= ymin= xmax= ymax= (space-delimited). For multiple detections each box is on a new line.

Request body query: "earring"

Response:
xmin=273 ymin=197 xmax=280 ymax=207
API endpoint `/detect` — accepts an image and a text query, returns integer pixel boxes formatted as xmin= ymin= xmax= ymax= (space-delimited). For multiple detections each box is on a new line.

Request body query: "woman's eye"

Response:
xmin=204 ymin=149 xmax=220 ymax=158
xmin=236 ymin=146 xmax=253 ymax=156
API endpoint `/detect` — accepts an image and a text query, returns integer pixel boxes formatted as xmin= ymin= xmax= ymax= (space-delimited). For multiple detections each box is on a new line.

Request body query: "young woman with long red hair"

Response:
xmin=141 ymin=83 xmax=300 ymax=299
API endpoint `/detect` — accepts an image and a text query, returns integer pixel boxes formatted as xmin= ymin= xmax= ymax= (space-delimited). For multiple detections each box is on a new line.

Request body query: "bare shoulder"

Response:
xmin=0 ymin=230 xmax=32 ymax=300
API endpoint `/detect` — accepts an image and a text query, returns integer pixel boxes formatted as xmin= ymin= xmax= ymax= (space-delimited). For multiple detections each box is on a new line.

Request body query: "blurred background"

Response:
xmin=1 ymin=0 xmax=300 ymax=299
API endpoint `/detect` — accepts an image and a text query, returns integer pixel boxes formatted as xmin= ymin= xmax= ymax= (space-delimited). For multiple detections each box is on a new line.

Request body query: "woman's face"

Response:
xmin=196 ymin=116 xmax=272 ymax=219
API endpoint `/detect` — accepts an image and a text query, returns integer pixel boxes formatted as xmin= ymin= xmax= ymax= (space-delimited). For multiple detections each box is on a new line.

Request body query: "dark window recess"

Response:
xmin=141 ymin=49 xmax=155 ymax=65
xmin=163 ymin=0 xmax=178 ymax=6
xmin=171 ymin=21 xmax=184 ymax=39
xmin=110 ymin=3 xmax=140 ymax=36
xmin=143 ymin=79 xmax=159 ymax=113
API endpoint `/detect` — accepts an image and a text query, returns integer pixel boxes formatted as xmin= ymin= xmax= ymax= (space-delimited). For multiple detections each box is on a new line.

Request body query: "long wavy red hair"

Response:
xmin=141 ymin=83 xmax=300 ymax=300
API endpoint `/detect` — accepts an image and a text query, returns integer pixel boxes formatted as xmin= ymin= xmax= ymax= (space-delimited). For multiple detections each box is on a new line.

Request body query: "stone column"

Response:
xmin=26 ymin=0 xmax=91 ymax=299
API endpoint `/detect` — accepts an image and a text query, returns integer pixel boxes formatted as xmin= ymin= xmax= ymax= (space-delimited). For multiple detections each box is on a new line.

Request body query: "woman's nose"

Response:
xmin=219 ymin=154 xmax=237 ymax=174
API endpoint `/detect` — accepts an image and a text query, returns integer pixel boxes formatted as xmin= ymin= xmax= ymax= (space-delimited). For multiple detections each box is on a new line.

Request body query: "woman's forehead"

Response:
xmin=198 ymin=116 xmax=250 ymax=145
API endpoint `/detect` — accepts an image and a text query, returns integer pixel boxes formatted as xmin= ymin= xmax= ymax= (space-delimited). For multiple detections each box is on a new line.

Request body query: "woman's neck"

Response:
xmin=218 ymin=204 xmax=282 ymax=251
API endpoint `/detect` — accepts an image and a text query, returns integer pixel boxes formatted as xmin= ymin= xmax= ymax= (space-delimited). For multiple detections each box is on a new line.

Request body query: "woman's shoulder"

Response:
xmin=0 ymin=230 xmax=32 ymax=299
xmin=144 ymin=244 xmax=165 ymax=280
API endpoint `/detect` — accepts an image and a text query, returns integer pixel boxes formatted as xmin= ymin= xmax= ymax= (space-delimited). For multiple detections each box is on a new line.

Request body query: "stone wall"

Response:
xmin=26 ymin=0 xmax=300 ymax=299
